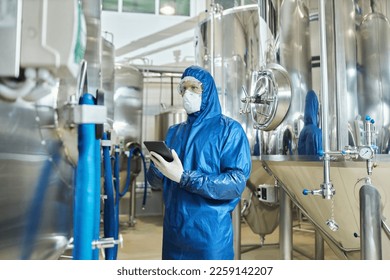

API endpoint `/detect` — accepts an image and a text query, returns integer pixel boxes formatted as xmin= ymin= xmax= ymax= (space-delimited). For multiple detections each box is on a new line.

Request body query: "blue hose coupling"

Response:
xmin=365 ymin=115 xmax=371 ymax=121
xmin=302 ymin=189 xmax=310 ymax=195
xmin=317 ymin=150 xmax=324 ymax=156
xmin=370 ymin=118 xmax=375 ymax=124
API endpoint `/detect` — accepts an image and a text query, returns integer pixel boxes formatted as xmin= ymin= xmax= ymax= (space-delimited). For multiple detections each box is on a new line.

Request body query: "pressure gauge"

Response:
xmin=359 ymin=146 xmax=374 ymax=160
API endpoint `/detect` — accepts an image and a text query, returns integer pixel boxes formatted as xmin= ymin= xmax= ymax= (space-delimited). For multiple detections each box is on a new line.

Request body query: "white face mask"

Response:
xmin=183 ymin=90 xmax=202 ymax=114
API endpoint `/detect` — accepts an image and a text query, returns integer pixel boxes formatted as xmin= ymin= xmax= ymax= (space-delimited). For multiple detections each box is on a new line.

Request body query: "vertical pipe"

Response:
xmin=360 ymin=184 xmax=382 ymax=260
xmin=129 ymin=178 xmax=137 ymax=226
xmin=210 ymin=3 xmax=215 ymax=76
xmin=315 ymin=230 xmax=325 ymax=259
xmin=279 ymin=188 xmax=292 ymax=259
xmin=232 ymin=203 xmax=241 ymax=260
xmin=93 ymin=127 xmax=101 ymax=260
xmin=258 ymin=0 xmax=265 ymax=68
xmin=102 ymin=132 xmax=117 ymax=260
xmin=319 ymin=0 xmax=332 ymax=197
xmin=73 ymin=93 xmax=99 ymax=260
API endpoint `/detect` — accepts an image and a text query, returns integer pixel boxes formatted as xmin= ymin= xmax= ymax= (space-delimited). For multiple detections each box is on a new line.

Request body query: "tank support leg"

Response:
xmin=279 ymin=188 xmax=292 ymax=259
xmin=360 ymin=183 xmax=382 ymax=260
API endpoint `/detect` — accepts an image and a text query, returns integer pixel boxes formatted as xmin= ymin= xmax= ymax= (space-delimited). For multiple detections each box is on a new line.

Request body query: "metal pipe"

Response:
xmin=360 ymin=183 xmax=382 ymax=260
xmin=129 ymin=178 xmax=137 ymax=227
xmin=279 ymin=188 xmax=292 ymax=259
xmin=319 ymin=0 xmax=333 ymax=199
xmin=315 ymin=230 xmax=325 ymax=259
xmin=73 ymin=93 xmax=99 ymax=260
xmin=258 ymin=0 xmax=266 ymax=68
xmin=210 ymin=3 xmax=215 ymax=76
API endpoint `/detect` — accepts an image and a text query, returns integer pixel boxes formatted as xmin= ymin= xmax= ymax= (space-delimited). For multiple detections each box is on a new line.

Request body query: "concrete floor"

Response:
xmin=115 ymin=215 xmax=339 ymax=260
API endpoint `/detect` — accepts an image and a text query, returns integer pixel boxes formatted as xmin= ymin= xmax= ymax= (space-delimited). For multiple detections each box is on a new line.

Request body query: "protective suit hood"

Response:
xmin=181 ymin=66 xmax=222 ymax=125
xmin=304 ymin=90 xmax=319 ymax=126
xmin=298 ymin=89 xmax=322 ymax=155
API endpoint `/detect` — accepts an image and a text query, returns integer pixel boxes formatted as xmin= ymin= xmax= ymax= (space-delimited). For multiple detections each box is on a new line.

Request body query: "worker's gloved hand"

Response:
xmin=150 ymin=149 xmax=184 ymax=183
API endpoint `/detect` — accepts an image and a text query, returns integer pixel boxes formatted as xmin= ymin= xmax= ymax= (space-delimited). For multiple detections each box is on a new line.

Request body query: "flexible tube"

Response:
xmin=119 ymin=147 xmax=148 ymax=208
xmin=102 ymin=132 xmax=118 ymax=260
xmin=73 ymin=93 xmax=99 ymax=260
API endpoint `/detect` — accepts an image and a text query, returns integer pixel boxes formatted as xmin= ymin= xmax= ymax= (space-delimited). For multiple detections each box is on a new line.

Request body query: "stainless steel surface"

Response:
xmin=357 ymin=12 xmax=390 ymax=153
xmin=113 ymin=64 xmax=143 ymax=144
xmin=154 ymin=108 xmax=187 ymax=140
xmin=101 ymin=36 xmax=115 ymax=122
xmin=360 ymin=183 xmax=382 ymax=260
xmin=113 ymin=64 xmax=144 ymax=217
xmin=82 ymin=0 xmax=102 ymax=96
xmin=195 ymin=4 xmax=262 ymax=151
xmin=333 ymin=0 xmax=358 ymax=149
xmin=250 ymin=63 xmax=292 ymax=131
xmin=0 ymin=97 xmax=74 ymax=259
xmin=319 ymin=0 xmax=333 ymax=199
xmin=255 ymin=0 xmax=311 ymax=155
xmin=262 ymin=156 xmax=390 ymax=259
xmin=279 ymin=0 xmax=311 ymax=133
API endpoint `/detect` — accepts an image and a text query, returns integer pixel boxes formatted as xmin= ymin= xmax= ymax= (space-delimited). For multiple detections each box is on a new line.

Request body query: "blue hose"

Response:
xmin=102 ymin=132 xmax=117 ymax=260
xmin=73 ymin=93 xmax=100 ymax=260
xmin=119 ymin=147 xmax=148 ymax=209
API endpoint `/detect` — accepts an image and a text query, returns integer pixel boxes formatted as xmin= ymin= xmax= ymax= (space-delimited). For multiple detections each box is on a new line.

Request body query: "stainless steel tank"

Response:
xmin=82 ymin=0 xmax=102 ymax=95
xmin=155 ymin=108 xmax=187 ymax=140
xmin=113 ymin=64 xmax=143 ymax=145
xmin=0 ymin=93 xmax=75 ymax=260
xmin=275 ymin=0 xmax=311 ymax=154
xmin=101 ymin=36 xmax=115 ymax=123
xmin=357 ymin=11 xmax=390 ymax=153
xmin=113 ymin=64 xmax=144 ymax=219
xmin=195 ymin=3 xmax=267 ymax=152
xmin=258 ymin=0 xmax=390 ymax=259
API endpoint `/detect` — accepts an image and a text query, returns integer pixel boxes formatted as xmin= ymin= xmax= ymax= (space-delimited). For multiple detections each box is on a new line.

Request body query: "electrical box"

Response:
xmin=257 ymin=184 xmax=278 ymax=203
xmin=20 ymin=0 xmax=86 ymax=79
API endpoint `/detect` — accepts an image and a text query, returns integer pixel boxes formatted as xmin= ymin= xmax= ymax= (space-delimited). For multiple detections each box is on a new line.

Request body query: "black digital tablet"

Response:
xmin=143 ymin=141 xmax=174 ymax=162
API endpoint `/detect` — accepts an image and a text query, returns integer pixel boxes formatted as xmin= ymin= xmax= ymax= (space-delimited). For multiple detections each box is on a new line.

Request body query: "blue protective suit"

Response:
xmin=147 ymin=66 xmax=251 ymax=260
xmin=298 ymin=90 xmax=323 ymax=155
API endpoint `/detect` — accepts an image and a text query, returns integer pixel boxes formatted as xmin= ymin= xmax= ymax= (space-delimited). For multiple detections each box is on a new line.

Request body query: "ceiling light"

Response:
xmin=160 ymin=3 xmax=175 ymax=15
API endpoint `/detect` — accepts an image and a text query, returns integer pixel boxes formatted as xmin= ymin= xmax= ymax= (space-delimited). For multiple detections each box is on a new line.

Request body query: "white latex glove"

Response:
xmin=150 ymin=149 xmax=184 ymax=183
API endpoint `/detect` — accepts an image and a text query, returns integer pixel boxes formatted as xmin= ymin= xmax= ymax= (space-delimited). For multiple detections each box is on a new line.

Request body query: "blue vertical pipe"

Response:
xmin=73 ymin=93 xmax=99 ymax=260
xmin=93 ymin=130 xmax=101 ymax=260
xmin=102 ymin=132 xmax=117 ymax=260
xmin=113 ymin=146 xmax=120 ymax=257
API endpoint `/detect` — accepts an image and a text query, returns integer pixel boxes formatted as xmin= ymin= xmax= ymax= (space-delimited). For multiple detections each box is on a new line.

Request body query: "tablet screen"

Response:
xmin=143 ymin=141 xmax=174 ymax=162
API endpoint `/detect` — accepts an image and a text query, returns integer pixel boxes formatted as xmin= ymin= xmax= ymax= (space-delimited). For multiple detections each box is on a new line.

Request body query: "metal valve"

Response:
xmin=303 ymin=182 xmax=335 ymax=199
xmin=92 ymin=234 xmax=123 ymax=249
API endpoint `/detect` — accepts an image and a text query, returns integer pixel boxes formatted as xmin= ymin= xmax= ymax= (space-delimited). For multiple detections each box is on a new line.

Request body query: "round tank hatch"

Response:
xmin=242 ymin=63 xmax=292 ymax=131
